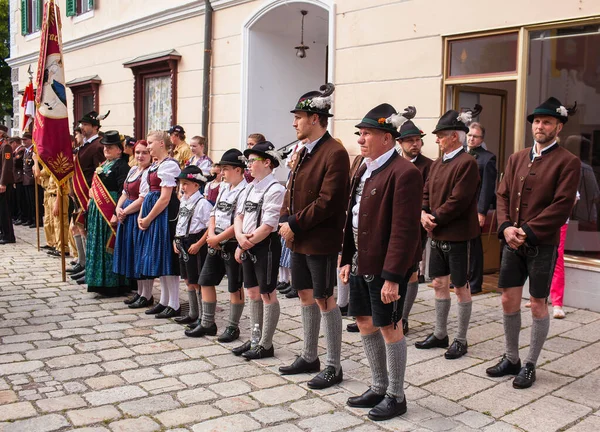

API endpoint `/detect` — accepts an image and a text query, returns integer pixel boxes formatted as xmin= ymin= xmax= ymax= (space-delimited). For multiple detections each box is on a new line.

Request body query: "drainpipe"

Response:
xmin=201 ymin=0 xmax=213 ymax=150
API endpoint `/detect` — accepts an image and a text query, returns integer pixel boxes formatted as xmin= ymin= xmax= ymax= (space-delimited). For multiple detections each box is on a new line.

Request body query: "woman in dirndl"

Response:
xmin=113 ymin=140 xmax=154 ymax=308
xmin=85 ymin=131 xmax=130 ymax=296
xmin=137 ymin=130 xmax=182 ymax=318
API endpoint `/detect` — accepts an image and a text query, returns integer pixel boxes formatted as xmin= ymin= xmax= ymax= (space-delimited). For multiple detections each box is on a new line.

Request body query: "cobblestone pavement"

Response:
xmin=1 ymin=226 xmax=600 ymax=432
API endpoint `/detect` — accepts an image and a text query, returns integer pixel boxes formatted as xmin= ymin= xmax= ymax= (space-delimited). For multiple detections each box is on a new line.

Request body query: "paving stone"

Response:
xmin=215 ymin=395 xmax=260 ymax=413
xmin=85 ymin=374 xmax=125 ymax=390
xmin=245 ymin=374 xmax=286 ymax=389
xmin=553 ymin=368 xmax=600 ymax=408
xmin=47 ymin=353 xmax=102 ymax=368
xmin=156 ymin=404 xmax=222 ymax=427
xmin=83 ymin=385 xmax=148 ymax=405
xmin=212 ymin=364 xmax=264 ymax=382
xmin=250 ymin=383 xmax=307 ymax=406
xmin=74 ymin=340 xmax=123 ymax=352
xmin=503 ymin=395 xmax=591 ymax=432
xmin=0 ymin=389 xmax=18 ymax=404
xmin=208 ymin=380 xmax=251 ymax=397
xmin=0 ymin=401 xmax=37 ymax=421
xmin=190 ymin=413 xmax=261 ymax=432
xmin=543 ymin=336 xmax=589 ymax=354
xmin=121 ymin=367 xmax=164 ymax=384
xmin=179 ymin=372 xmax=219 ymax=387
xmin=260 ymin=426 xmax=303 ymax=432
xmin=97 ymin=347 xmax=136 ymax=361
xmin=160 ymin=360 xmax=212 ymax=376
xmin=0 ymin=360 xmax=44 ymax=375
xmin=423 ymin=372 xmax=497 ymax=401
xmin=290 ymin=398 xmax=335 ymax=416
xmin=109 ymin=416 xmax=161 ymax=432
xmin=36 ymin=394 xmax=87 ymax=412
xmin=420 ymin=417 xmax=461 ymax=431
xmin=49 ymin=327 xmax=96 ymax=338
xmin=135 ymin=351 xmax=188 ymax=366
xmin=51 ymin=364 xmax=104 ymax=381
xmin=177 ymin=388 xmax=219 ymax=404
xmin=406 ymin=355 xmax=482 ymax=386
xmin=297 ymin=412 xmax=363 ymax=431
xmin=102 ymin=359 xmax=139 ymax=372
xmin=0 ymin=353 xmax=25 ymax=364
xmin=25 ymin=346 xmax=76 ymax=360
xmin=453 ymin=410 xmax=495 ymax=428
xmin=140 ymin=378 xmax=185 ymax=393
xmin=63 ymin=381 xmax=88 ymax=394
xmin=60 ymin=318 xmax=101 ymax=328
xmin=68 ymin=405 xmax=122 ymax=426
xmin=130 ymin=341 xmax=180 ymax=355
xmin=250 ymin=407 xmax=299 ymax=425
xmin=565 ymin=415 xmax=600 ymax=431
xmin=541 ymin=342 xmax=600 ymax=377
xmin=119 ymin=394 xmax=181 ymax=416
xmin=2 ymin=414 xmax=69 ymax=432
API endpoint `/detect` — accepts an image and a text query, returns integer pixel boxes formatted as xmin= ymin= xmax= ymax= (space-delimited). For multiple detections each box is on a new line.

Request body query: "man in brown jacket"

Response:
xmin=416 ymin=106 xmax=481 ymax=360
xmin=486 ymin=97 xmax=581 ymax=389
xmin=0 ymin=126 xmax=16 ymax=244
xmin=279 ymin=84 xmax=350 ymax=389
xmin=395 ymin=120 xmax=433 ymax=335
xmin=339 ymin=103 xmax=422 ymax=421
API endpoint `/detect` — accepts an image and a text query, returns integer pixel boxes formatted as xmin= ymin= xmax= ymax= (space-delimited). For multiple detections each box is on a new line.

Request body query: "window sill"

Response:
xmin=24 ymin=31 xmax=41 ymax=42
xmin=72 ymin=9 xmax=95 ymax=24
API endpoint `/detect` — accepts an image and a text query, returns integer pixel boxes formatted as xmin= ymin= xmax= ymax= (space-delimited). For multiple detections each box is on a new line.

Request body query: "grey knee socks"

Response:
xmin=301 ymin=303 xmax=321 ymax=362
xmin=386 ymin=338 xmax=407 ymax=400
xmin=249 ymin=299 xmax=264 ymax=331
xmin=201 ymin=301 xmax=216 ymax=327
xmin=525 ymin=314 xmax=550 ymax=366
xmin=187 ymin=290 xmax=199 ymax=320
xmin=456 ymin=301 xmax=473 ymax=343
xmin=361 ymin=330 xmax=388 ymax=395
xmin=504 ymin=311 xmax=521 ymax=364
xmin=74 ymin=234 xmax=85 ymax=266
xmin=402 ymin=281 xmax=419 ymax=321
xmin=323 ymin=307 xmax=342 ymax=372
xmin=434 ymin=298 xmax=451 ymax=339
xmin=259 ymin=302 xmax=280 ymax=350
xmin=229 ymin=302 xmax=245 ymax=328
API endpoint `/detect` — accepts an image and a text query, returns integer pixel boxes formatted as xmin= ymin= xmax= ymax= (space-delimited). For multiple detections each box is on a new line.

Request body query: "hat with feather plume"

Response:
xmin=432 ymin=105 xmax=482 ymax=134
xmin=527 ymin=97 xmax=577 ymax=124
xmin=291 ymin=83 xmax=335 ymax=118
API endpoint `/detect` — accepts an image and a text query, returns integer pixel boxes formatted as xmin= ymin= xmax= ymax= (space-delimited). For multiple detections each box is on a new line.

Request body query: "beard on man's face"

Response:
xmin=534 ymin=127 xmax=558 ymax=145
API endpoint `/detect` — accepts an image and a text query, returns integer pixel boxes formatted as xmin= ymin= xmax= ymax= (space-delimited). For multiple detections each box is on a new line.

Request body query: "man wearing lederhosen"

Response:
xmin=339 ymin=103 xmax=422 ymax=420
xmin=415 ymin=106 xmax=481 ymax=360
xmin=486 ymin=97 xmax=580 ymax=389
xmin=278 ymin=84 xmax=350 ymax=389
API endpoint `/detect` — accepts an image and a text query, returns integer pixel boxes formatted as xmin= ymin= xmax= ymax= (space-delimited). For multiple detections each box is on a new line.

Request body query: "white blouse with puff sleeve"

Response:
xmin=157 ymin=159 xmax=181 ymax=188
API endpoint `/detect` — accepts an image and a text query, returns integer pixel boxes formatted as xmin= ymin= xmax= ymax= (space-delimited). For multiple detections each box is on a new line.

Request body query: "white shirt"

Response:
xmin=84 ymin=134 xmax=99 ymax=145
xmin=175 ymin=191 xmax=213 ymax=236
xmin=189 ymin=155 xmax=212 ymax=177
xmin=351 ymin=148 xmax=395 ymax=229
xmin=304 ymin=135 xmax=324 ymax=154
xmin=212 ymin=179 xmax=247 ymax=231
xmin=531 ymin=140 xmax=558 ymax=161
xmin=443 ymin=146 xmax=463 ymax=162
xmin=240 ymin=173 xmax=285 ymax=234
xmin=397 ymin=147 xmax=418 ymax=163
xmin=157 ymin=159 xmax=181 ymax=188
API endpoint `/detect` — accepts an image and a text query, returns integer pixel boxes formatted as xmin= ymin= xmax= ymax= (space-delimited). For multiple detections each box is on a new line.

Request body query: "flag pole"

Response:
xmin=58 ymin=186 xmax=66 ymax=282
xmin=34 ymin=173 xmax=40 ymax=251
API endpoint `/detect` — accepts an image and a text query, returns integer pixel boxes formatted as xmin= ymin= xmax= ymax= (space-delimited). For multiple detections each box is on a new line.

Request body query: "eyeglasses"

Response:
xmin=467 ymin=134 xmax=483 ymax=139
xmin=246 ymin=157 xmax=265 ymax=166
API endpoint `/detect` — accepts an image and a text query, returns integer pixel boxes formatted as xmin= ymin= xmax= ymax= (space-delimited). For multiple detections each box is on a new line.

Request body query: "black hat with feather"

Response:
xmin=291 ymin=83 xmax=335 ymax=118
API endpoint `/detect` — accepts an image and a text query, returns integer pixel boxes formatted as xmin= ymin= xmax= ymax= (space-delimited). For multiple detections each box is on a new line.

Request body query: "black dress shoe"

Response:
xmin=156 ymin=307 xmax=181 ymax=319
xmin=307 ymin=366 xmax=343 ymax=389
xmin=124 ymin=294 xmax=140 ymax=305
xmin=145 ymin=303 xmax=167 ymax=315
xmin=276 ymin=281 xmax=290 ymax=291
xmin=471 ymin=287 xmax=483 ymax=295
xmin=418 ymin=275 xmax=425 ymax=284
xmin=486 ymin=355 xmax=522 ymax=377
xmin=186 ymin=319 xmax=201 ymax=330
xmin=285 ymin=288 xmax=299 ymax=299
xmin=217 ymin=326 xmax=240 ymax=343
xmin=0 ymin=239 xmax=16 ymax=245
xmin=339 ymin=305 xmax=348 ymax=317
xmin=347 ymin=388 xmax=386 ymax=408
xmin=47 ymin=250 xmax=69 ymax=257
xmin=368 ymin=396 xmax=407 ymax=421
xmin=75 ymin=276 xmax=86 ymax=285
xmin=402 ymin=319 xmax=409 ymax=335
xmin=70 ymin=260 xmax=78 ymax=266
xmin=347 ymin=322 xmax=359 ymax=333
xmin=184 ymin=322 xmax=217 ymax=337
xmin=41 ymin=245 xmax=54 ymax=251
xmin=279 ymin=356 xmax=321 ymax=375
xmin=28 ymin=223 xmax=37 ymax=228
xmin=279 ymin=286 xmax=293 ymax=295
xmin=242 ymin=344 xmax=274 ymax=360
xmin=129 ymin=296 xmax=153 ymax=309
xmin=66 ymin=264 xmax=84 ymax=274
xmin=70 ymin=270 xmax=86 ymax=280
xmin=174 ymin=315 xmax=198 ymax=324
xmin=415 ymin=333 xmax=449 ymax=349
xmin=232 ymin=340 xmax=251 ymax=356
xmin=445 ymin=339 xmax=468 ymax=359
xmin=513 ymin=362 xmax=536 ymax=389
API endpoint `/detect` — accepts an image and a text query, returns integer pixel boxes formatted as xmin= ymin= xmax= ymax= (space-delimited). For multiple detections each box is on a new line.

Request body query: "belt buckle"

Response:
xmin=440 ymin=241 xmax=451 ymax=252
xmin=364 ymin=275 xmax=374 ymax=283
xmin=208 ymin=247 xmax=217 ymax=256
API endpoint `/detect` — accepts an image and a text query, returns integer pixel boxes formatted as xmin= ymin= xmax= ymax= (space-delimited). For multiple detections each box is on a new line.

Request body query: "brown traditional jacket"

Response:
xmin=497 ymin=144 xmax=581 ymax=246
xmin=413 ymin=153 xmax=433 ymax=183
xmin=77 ymin=136 xmax=106 ymax=186
xmin=422 ymin=149 xmax=480 ymax=242
xmin=12 ymin=145 xmax=25 ymax=184
xmin=280 ymin=132 xmax=350 ymax=255
xmin=341 ymin=151 xmax=423 ymax=284
xmin=0 ymin=142 xmax=14 ymax=186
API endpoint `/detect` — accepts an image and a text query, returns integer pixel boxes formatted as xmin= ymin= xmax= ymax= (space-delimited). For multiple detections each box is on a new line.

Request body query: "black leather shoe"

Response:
xmin=47 ymin=250 xmax=69 ymax=257
xmin=486 ymin=355 xmax=522 ymax=377
xmin=445 ymin=339 xmax=468 ymax=359
xmin=129 ymin=296 xmax=153 ymax=309
xmin=41 ymin=245 xmax=54 ymax=251
xmin=124 ymin=294 xmax=141 ymax=305
xmin=75 ymin=276 xmax=86 ymax=285
xmin=347 ymin=388 xmax=386 ymax=408
xmin=307 ymin=366 xmax=343 ymax=389
xmin=285 ymin=288 xmax=299 ymax=299
xmin=279 ymin=356 xmax=321 ymax=375
xmin=145 ymin=303 xmax=167 ymax=315
xmin=217 ymin=326 xmax=240 ymax=343
xmin=174 ymin=315 xmax=198 ymax=324
xmin=242 ymin=344 xmax=274 ymax=360
xmin=280 ymin=285 xmax=293 ymax=295
xmin=339 ymin=305 xmax=348 ymax=317
xmin=346 ymin=322 xmax=359 ymax=333
xmin=184 ymin=322 xmax=217 ymax=337
xmin=402 ymin=319 xmax=409 ymax=335
xmin=513 ymin=362 xmax=536 ymax=389
xmin=70 ymin=260 xmax=78 ymax=266
xmin=276 ymin=281 xmax=290 ymax=291
xmin=418 ymin=275 xmax=425 ymax=284
xmin=0 ymin=239 xmax=16 ymax=245
xmin=471 ymin=287 xmax=483 ymax=295
xmin=66 ymin=264 xmax=84 ymax=274
xmin=156 ymin=307 xmax=181 ymax=319
xmin=70 ymin=270 xmax=86 ymax=280
xmin=368 ymin=396 xmax=407 ymax=421
xmin=232 ymin=340 xmax=251 ymax=356
xmin=415 ymin=333 xmax=449 ymax=349
xmin=186 ymin=319 xmax=201 ymax=330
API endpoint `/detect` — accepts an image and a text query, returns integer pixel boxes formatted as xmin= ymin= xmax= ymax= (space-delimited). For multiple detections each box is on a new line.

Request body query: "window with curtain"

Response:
xmin=144 ymin=75 xmax=172 ymax=136
xmin=21 ymin=0 xmax=43 ymax=35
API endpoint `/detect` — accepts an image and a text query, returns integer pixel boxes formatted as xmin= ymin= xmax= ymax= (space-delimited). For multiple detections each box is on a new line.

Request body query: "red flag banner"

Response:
xmin=89 ymin=172 xmax=117 ymax=252
xmin=21 ymin=82 xmax=35 ymax=132
xmin=32 ymin=0 xmax=74 ymax=186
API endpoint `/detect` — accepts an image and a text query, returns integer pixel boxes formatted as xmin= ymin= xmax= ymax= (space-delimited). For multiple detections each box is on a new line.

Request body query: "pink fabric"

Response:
xmin=550 ymin=224 xmax=568 ymax=307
